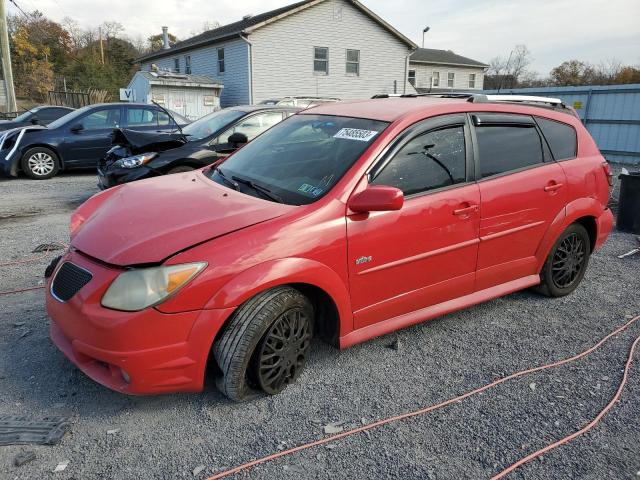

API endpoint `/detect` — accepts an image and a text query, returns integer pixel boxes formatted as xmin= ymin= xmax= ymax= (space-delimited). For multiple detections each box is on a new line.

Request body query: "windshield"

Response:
xmin=47 ymin=105 xmax=93 ymax=129
xmin=208 ymin=114 xmax=389 ymax=205
xmin=182 ymin=109 xmax=245 ymax=140
xmin=13 ymin=109 xmax=37 ymax=122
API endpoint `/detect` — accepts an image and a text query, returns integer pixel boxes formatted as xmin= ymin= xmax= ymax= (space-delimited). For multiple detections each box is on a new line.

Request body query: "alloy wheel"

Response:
xmin=27 ymin=152 xmax=55 ymax=176
xmin=255 ymin=307 xmax=312 ymax=394
xmin=551 ymin=232 xmax=586 ymax=289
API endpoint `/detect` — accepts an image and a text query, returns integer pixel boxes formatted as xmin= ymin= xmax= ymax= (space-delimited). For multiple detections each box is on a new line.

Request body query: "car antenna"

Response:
xmin=151 ymin=100 xmax=185 ymax=138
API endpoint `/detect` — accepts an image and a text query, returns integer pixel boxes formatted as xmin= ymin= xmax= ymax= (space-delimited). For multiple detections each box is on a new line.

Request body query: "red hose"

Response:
xmin=206 ymin=314 xmax=640 ymax=480
xmin=0 ymin=285 xmax=45 ymax=296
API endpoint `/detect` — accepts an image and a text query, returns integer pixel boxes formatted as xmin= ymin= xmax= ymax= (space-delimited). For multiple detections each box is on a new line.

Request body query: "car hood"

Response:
xmin=72 ymin=170 xmax=296 ymax=266
xmin=111 ymin=128 xmax=188 ymax=154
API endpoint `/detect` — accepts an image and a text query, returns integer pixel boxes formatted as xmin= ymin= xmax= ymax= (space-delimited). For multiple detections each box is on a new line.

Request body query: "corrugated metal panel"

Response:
xmin=483 ymin=84 xmax=640 ymax=165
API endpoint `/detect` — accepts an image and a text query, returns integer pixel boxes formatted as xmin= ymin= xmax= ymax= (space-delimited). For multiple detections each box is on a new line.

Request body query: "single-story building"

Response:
xmin=127 ymin=71 xmax=223 ymax=120
xmin=408 ymin=48 xmax=488 ymax=92
xmin=135 ymin=0 xmax=418 ymax=107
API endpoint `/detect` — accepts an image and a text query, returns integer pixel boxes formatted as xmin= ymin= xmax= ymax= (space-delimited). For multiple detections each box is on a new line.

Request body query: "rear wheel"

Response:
xmin=21 ymin=147 xmax=59 ymax=179
xmin=167 ymin=165 xmax=194 ymax=174
xmin=537 ymin=223 xmax=591 ymax=297
xmin=213 ymin=286 xmax=314 ymax=401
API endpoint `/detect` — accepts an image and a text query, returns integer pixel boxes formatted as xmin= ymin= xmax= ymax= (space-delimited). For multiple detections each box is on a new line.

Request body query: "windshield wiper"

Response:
xmin=231 ymin=175 xmax=284 ymax=203
xmin=215 ymin=167 xmax=240 ymax=191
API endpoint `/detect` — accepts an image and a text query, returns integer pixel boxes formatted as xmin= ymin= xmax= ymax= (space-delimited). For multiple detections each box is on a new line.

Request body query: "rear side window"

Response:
xmin=536 ymin=117 xmax=577 ymax=160
xmin=476 ymin=125 xmax=543 ymax=178
xmin=373 ymin=126 xmax=466 ymax=196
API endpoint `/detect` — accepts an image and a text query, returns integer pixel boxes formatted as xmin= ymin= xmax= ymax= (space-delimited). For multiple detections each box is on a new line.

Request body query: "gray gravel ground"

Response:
xmin=0 ymin=166 xmax=639 ymax=480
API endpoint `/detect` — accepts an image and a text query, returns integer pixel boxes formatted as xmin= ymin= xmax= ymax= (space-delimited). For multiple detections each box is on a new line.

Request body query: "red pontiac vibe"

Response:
xmin=46 ymin=95 xmax=613 ymax=400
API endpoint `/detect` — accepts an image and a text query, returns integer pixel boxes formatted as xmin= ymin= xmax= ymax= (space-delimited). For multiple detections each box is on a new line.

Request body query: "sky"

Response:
xmin=12 ymin=0 xmax=640 ymax=76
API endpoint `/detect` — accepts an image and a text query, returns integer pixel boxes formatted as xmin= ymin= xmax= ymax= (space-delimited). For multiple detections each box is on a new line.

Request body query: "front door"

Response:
xmin=63 ymin=106 xmax=121 ymax=167
xmin=347 ymin=115 xmax=480 ymax=329
xmin=472 ymin=113 xmax=568 ymax=290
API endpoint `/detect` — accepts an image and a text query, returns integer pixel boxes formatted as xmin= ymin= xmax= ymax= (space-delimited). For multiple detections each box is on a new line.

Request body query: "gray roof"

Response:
xmin=136 ymin=71 xmax=223 ymax=87
xmin=410 ymin=48 xmax=488 ymax=68
xmin=137 ymin=0 xmax=416 ymax=62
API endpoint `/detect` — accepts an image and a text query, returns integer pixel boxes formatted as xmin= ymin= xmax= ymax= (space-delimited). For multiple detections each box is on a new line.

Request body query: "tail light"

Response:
xmin=602 ymin=162 xmax=614 ymax=187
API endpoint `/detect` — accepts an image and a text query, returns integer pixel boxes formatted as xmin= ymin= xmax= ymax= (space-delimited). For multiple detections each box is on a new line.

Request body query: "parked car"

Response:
xmin=0 ymin=106 xmax=74 ymax=131
xmin=97 ymin=105 xmax=300 ymax=189
xmin=46 ymin=94 xmax=613 ymax=401
xmin=0 ymin=103 xmax=189 ymax=180
xmin=258 ymin=96 xmax=340 ymax=108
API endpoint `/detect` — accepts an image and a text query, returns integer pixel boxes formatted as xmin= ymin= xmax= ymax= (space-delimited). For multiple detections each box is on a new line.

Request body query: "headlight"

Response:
xmin=113 ymin=152 xmax=157 ymax=169
xmin=101 ymin=262 xmax=207 ymax=311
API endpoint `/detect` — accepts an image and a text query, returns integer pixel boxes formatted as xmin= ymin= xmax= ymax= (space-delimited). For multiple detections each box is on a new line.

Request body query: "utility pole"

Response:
xmin=0 ymin=0 xmax=17 ymax=112
xmin=99 ymin=27 xmax=104 ymax=65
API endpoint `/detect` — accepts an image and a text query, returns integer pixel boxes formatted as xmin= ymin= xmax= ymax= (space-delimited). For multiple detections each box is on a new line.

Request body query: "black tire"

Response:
xmin=536 ymin=223 xmax=591 ymax=297
xmin=167 ymin=165 xmax=194 ymax=174
xmin=213 ymin=286 xmax=314 ymax=401
xmin=21 ymin=147 xmax=60 ymax=180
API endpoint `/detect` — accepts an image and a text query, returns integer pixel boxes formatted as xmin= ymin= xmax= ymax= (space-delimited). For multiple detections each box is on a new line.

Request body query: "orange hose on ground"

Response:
xmin=207 ymin=314 xmax=640 ymax=480
xmin=0 ymin=285 xmax=45 ymax=296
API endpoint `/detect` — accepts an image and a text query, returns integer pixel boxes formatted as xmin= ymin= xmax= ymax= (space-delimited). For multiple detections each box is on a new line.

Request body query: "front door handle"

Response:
xmin=453 ymin=204 xmax=478 ymax=216
xmin=544 ymin=182 xmax=564 ymax=193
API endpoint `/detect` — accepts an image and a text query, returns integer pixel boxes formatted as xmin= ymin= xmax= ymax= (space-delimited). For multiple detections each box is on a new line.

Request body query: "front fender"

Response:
xmin=204 ymin=257 xmax=353 ymax=337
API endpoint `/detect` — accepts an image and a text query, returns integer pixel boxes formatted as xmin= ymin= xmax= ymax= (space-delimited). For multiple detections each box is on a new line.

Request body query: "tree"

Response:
xmin=615 ymin=66 xmax=640 ymax=84
xmin=147 ymin=32 xmax=178 ymax=52
xmin=550 ymin=60 xmax=596 ymax=86
xmin=483 ymin=44 xmax=536 ymax=89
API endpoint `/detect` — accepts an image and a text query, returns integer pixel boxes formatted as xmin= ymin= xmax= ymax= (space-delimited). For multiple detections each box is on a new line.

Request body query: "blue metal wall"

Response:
xmin=483 ymin=84 xmax=640 ymax=165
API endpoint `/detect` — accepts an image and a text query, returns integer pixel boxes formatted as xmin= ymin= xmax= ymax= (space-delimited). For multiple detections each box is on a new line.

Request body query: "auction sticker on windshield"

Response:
xmin=334 ymin=128 xmax=379 ymax=142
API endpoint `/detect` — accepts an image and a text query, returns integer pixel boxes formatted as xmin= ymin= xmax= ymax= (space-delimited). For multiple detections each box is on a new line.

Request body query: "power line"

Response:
xmin=8 ymin=0 xmax=29 ymax=19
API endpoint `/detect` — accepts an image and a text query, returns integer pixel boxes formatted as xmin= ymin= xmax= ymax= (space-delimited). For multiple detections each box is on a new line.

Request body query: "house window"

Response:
xmin=468 ymin=73 xmax=476 ymax=88
xmin=346 ymin=49 xmax=360 ymax=75
xmin=218 ymin=48 xmax=225 ymax=74
xmin=408 ymin=70 xmax=416 ymax=86
xmin=185 ymin=55 xmax=191 ymax=74
xmin=314 ymin=47 xmax=328 ymax=75
xmin=432 ymin=71 xmax=440 ymax=87
xmin=173 ymin=58 xmax=180 ymax=73
xmin=447 ymin=72 xmax=455 ymax=88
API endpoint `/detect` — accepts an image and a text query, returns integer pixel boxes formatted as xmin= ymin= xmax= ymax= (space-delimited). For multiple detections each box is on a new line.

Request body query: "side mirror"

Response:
xmin=30 ymin=117 xmax=39 ymax=125
xmin=70 ymin=123 xmax=84 ymax=133
xmin=228 ymin=132 xmax=248 ymax=147
xmin=348 ymin=185 xmax=404 ymax=213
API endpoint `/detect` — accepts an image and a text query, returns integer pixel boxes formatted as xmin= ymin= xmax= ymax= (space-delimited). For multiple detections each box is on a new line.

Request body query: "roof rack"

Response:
xmin=468 ymin=94 xmax=565 ymax=107
xmin=371 ymin=92 xmax=475 ymax=99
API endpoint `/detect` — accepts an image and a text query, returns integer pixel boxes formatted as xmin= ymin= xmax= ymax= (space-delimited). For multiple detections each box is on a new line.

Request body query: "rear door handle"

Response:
xmin=453 ymin=205 xmax=478 ymax=216
xmin=544 ymin=182 xmax=563 ymax=192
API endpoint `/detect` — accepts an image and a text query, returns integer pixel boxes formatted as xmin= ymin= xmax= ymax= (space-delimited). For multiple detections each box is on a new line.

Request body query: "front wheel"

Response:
xmin=213 ymin=286 xmax=314 ymax=401
xmin=537 ymin=223 xmax=591 ymax=297
xmin=21 ymin=147 xmax=60 ymax=179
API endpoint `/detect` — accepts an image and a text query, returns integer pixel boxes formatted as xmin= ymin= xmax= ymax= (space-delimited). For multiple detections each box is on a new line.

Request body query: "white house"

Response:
xmin=135 ymin=0 xmax=418 ymax=107
xmin=127 ymin=71 xmax=223 ymax=120
xmin=408 ymin=48 xmax=488 ymax=92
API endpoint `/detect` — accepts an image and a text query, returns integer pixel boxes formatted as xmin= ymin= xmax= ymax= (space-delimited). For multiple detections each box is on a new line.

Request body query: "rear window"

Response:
xmin=536 ymin=117 xmax=577 ymax=160
xmin=476 ymin=125 xmax=544 ymax=178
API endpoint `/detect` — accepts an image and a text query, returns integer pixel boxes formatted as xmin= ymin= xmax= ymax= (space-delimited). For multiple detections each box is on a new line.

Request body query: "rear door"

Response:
xmin=63 ymin=106 xmax=122 ymax=167
xmin=472 ymin=113 xmax=567 ymax=290
xmin=347 ymin=114 xmax=480 ymax=329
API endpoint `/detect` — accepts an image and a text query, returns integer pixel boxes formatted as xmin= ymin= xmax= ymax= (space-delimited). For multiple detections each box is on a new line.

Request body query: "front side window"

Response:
xmin=127 ymin=108 xmax=157 ymax=126
xmin=209 ymin=114 xmax=388 ymax=205
xmin=185 ymin=55 xmax=192 ymax=74
xmin=81 ymin=108 xmax=120 ymax=130
xmin=476 ymin=125 xmax=544 ymax=178
xmin=468 ymin=73 xmax=476 ymax=88
xmin=217 ymin=111 xmax=284 ymax=143
xmin=432 ymin=71 xmax=440 ymax=87
xmin=372 ymin=126 xmax=466 ymax=196
xmin=218 ymin=49 xmax=225 ymax=73
xmin=314 ymin=47 xmax=328 ymax=75
xmin=346 ymin=49 xmax=360 ymax=75
xmin=174 ymin=58 xmax=180 ymax=73
xmin=447 ymin=72 xmax=455 ymax=88
xmin=536 ymin=117 xmax=577 ymax=160
xmin=408 ymin=70 xmax=416 ymax=86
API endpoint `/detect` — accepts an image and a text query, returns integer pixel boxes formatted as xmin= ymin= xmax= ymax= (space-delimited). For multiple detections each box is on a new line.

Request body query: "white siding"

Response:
xmin=250 ymin=0 xmax=412 ymax=102
xmin=140 ymin=39 xmax=250 ymax=107
xmin=409 ymin=63 xmax=485 ymax=90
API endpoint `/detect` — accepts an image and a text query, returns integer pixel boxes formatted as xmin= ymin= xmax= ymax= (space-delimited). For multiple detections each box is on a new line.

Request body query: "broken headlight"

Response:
xmin=101 ymin=262 xmax=207 ymax=311
xmin=113 ymin=152 xmax=157 ymax=169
